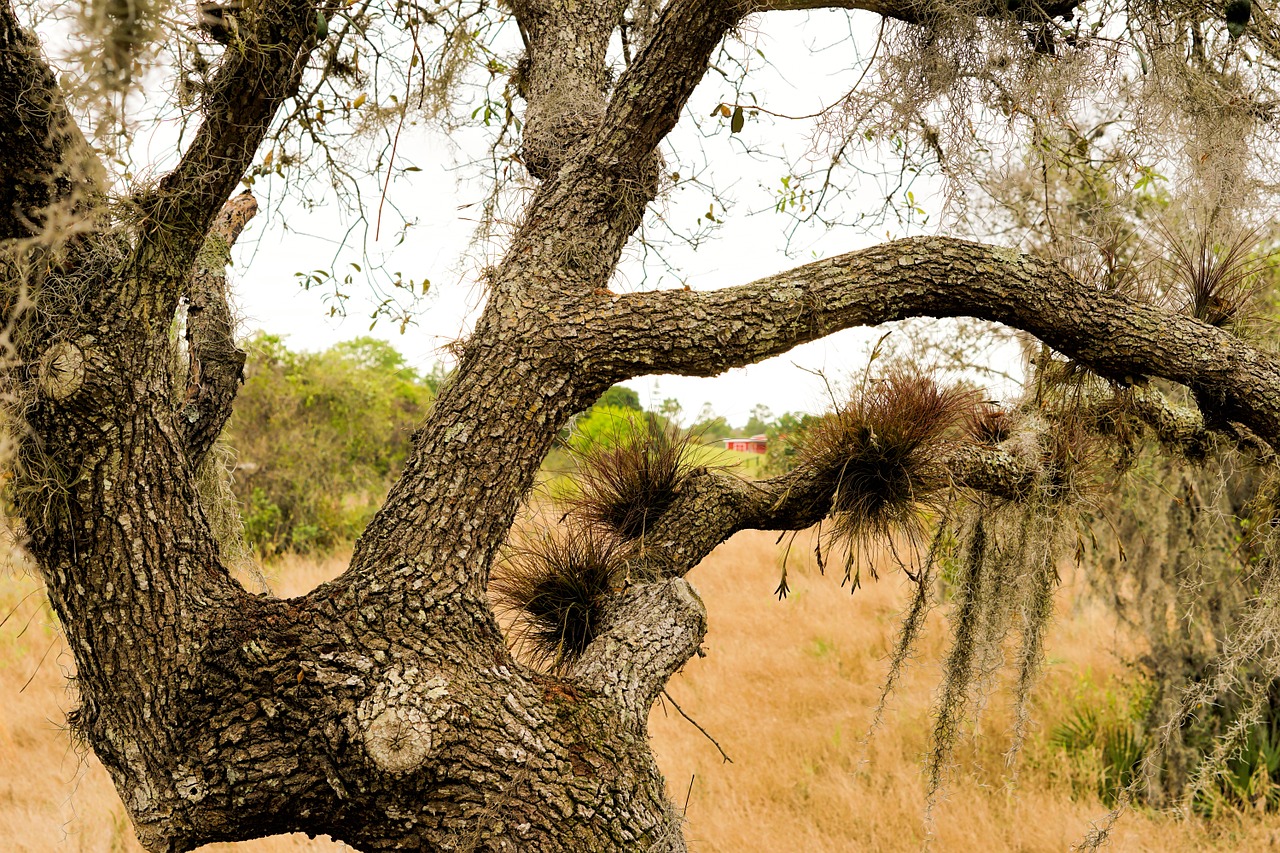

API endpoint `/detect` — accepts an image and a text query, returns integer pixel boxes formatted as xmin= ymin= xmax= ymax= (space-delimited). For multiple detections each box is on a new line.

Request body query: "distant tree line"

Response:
xmin=223 ymin=334 xmax=443 ymax=554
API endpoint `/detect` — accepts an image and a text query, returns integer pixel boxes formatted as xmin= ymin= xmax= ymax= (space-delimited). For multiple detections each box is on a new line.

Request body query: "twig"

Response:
xmin=662 ymin=689 xmax=732 ymax=763
xmin=375 ymin=24 xmax=419 ymax=240
xmin=21 ymin=638 xmax=57 ymax=693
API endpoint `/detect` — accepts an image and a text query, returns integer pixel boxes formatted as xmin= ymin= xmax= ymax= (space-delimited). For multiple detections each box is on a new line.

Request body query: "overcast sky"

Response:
xmin=220 ymin=10 xmax=1023 ymax=428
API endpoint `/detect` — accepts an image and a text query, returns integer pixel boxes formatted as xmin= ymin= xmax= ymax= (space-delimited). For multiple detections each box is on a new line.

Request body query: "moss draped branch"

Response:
xmin=589 ymin=444 xmax=1034 ymax=585
xmin=145 ymin=0 xmax=331 ymax=259
xmin=600 ymin=236 xmax=1280 ymax=449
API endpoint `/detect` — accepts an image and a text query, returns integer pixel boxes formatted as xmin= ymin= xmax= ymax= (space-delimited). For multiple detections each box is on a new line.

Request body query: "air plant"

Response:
xmin=1162 ymin=224 xmax=1271 ymax=331
xmin=798 ymin=371 xmax=976 ymax=585
xmin=566 ymin=413 xmax=704 ymax=540
xmin=489 ymin=528 xmax=626 ymax=673
xmin=966 ymin=401 xmax=1017 ymax=446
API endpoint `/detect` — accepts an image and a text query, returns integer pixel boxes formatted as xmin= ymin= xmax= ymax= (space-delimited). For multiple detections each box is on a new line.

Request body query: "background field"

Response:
xmin=4 ymin=530 xmax=1279 ymax=851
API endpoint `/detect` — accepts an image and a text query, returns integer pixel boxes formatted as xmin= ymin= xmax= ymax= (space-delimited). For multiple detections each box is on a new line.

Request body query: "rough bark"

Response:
xmin=183 ymin=191 xmax=256 ymax=467
xmin=5 ymin=0 xmax=1280 ymax=851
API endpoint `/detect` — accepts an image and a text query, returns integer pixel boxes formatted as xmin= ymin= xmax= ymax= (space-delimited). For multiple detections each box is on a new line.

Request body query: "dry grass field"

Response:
xmin=4 ymin=531 xmax=1280 ymax=851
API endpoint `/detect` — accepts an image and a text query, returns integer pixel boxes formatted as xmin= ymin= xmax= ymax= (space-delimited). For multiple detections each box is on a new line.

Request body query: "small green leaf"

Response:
xmin=730 ymin=105 xmax=745 ymax=134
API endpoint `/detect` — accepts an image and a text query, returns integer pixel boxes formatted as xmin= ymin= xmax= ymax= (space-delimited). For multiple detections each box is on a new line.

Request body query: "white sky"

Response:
xmin=220 ymin=10 xmax=1023 ymax=428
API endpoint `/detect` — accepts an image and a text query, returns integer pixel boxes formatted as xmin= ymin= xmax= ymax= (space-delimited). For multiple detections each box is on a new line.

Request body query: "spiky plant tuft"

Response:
xmin=1162 ymin=224 xmax=1270 ymax=331
xmin=1037 ymin=416 xmax=1104 ymax=505
xmin=800 ymin=371 xmax=975 ymax=580
xmin=966 ymin=401 xmax=1016 ymax=445
xmin=489 ymin=529 xmax=626 ymax=673
xmin=568 ymin=413 xmax=704 ymax=540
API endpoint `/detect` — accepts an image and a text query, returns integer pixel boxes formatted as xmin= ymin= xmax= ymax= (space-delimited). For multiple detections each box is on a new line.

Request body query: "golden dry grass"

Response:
xmin=3 ymin=533 xmax=1280 ymax=851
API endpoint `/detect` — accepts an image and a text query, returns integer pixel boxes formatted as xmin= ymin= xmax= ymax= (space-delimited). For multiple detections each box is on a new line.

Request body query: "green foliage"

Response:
xmin=1194 ymin=715 xmax=1280 ymax=816
xmin=763 ymin=411 xmax=817 ymax=474
xmin=743 ymin=403 xmax=773 ymax=437
xmin=691 ymin=403 xmax=733 ymax=443
xmin=595 ymin=385 xmax=642 ymax=411
xmin=1050 ymin=698 xmax=1149 ymax=806
xmin=223 ymin=333 xmax=435 ymax=556
xmin=567 ymin=406 xmax=651 ymax=456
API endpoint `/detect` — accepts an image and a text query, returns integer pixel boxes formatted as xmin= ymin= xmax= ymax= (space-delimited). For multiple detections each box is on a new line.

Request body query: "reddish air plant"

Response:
xmin=567 ymin=413 xmax=705 ymax=540
xmin=966 ymin=401 xmax=1017 ymax=446
xmin=799 ymin=372 xmax=976 ymax=584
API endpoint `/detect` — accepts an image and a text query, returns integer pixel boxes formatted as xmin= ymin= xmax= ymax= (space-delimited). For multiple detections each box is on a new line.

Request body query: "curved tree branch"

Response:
xmin=600 ymin=236 xmax=1280 ymax=448
xmin=583 ymin=443 xmax=1036 ymax=588
xmin=750 ymin=0 xmax=1081 ymax=24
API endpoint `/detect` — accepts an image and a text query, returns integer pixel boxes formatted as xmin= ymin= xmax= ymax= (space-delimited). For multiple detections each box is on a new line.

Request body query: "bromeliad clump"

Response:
xmin=490 ymin=528 xmax=627 ymax=673
xmin=567 ymin=413 xmax=703 ymax=540
xmin=799 ymin=371 xmax=976 ymax=584
xmin=1163 ymin=224 xmax=1270 ymax=332
xmin=966 ymin=401 xmax=1016 ymax=446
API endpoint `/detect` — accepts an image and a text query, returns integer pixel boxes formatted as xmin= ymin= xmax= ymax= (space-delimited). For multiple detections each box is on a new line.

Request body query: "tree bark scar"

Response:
xmin=357 ymin=667 xmax=451 ymax=774
xmin=36 ymin=339 xmax=86 ymax=400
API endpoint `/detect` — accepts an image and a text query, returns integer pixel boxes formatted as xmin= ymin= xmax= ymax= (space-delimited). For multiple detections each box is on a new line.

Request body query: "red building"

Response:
xmin=723 ymin=434 xmax=768 ymax=454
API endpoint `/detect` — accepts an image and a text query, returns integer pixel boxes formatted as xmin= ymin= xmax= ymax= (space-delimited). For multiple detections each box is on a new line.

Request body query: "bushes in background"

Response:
xmin=223 ymin=334 xmax=439 ymax=555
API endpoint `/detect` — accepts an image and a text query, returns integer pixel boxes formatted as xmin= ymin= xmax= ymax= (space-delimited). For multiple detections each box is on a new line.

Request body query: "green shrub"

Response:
xmin=1049 ymin=697 xmax=1149 ymax=805
xmin=222 ymin=334 xmax=436 ymax=556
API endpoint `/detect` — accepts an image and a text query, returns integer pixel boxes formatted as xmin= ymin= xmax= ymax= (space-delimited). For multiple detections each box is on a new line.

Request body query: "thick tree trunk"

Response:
xmin=18 ymin=254 xmax=706 ymax=850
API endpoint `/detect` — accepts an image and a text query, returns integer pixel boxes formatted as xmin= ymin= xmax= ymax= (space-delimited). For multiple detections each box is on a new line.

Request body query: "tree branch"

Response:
xmin=145 ymin=0 xmax=327 ymax=254
xmin=594 ymin=444 xmax=1033 ymax=587
xmin=182 ymin=190 xmax=256 ymax=467
xmin=593 ymin=0 xmax=739 ymax=173
xmin=749 ymin=0 xmax=1081 ymax=25
xmin=571 ymin=577 xmax=707 ymax=721
xmin=601 ymin=236 xmax=1280 ymax=449
xmin=508 ymin=0 xmax=628 ymax=180
xmin=565 ymin=441 xmax=1035 ymax=709
xmin=0 ymin=1 xmax=102 ymax=240
xmin=590 ymin=0 xmax=1080 ymax=178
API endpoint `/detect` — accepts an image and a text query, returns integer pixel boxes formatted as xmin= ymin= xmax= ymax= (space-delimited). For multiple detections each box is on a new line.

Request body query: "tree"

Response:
xmin=224 ymin=334 xmax=435 ymax=554
xmin=690 ymin=402 xmax=733 ymax=442
xmin=743 ymin=403 xmax=774 ymax=437
xmin=6 ymin=0 xmax=1280 ymax=849
xmin=595 ymin=384 xmax=643 ymax=411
